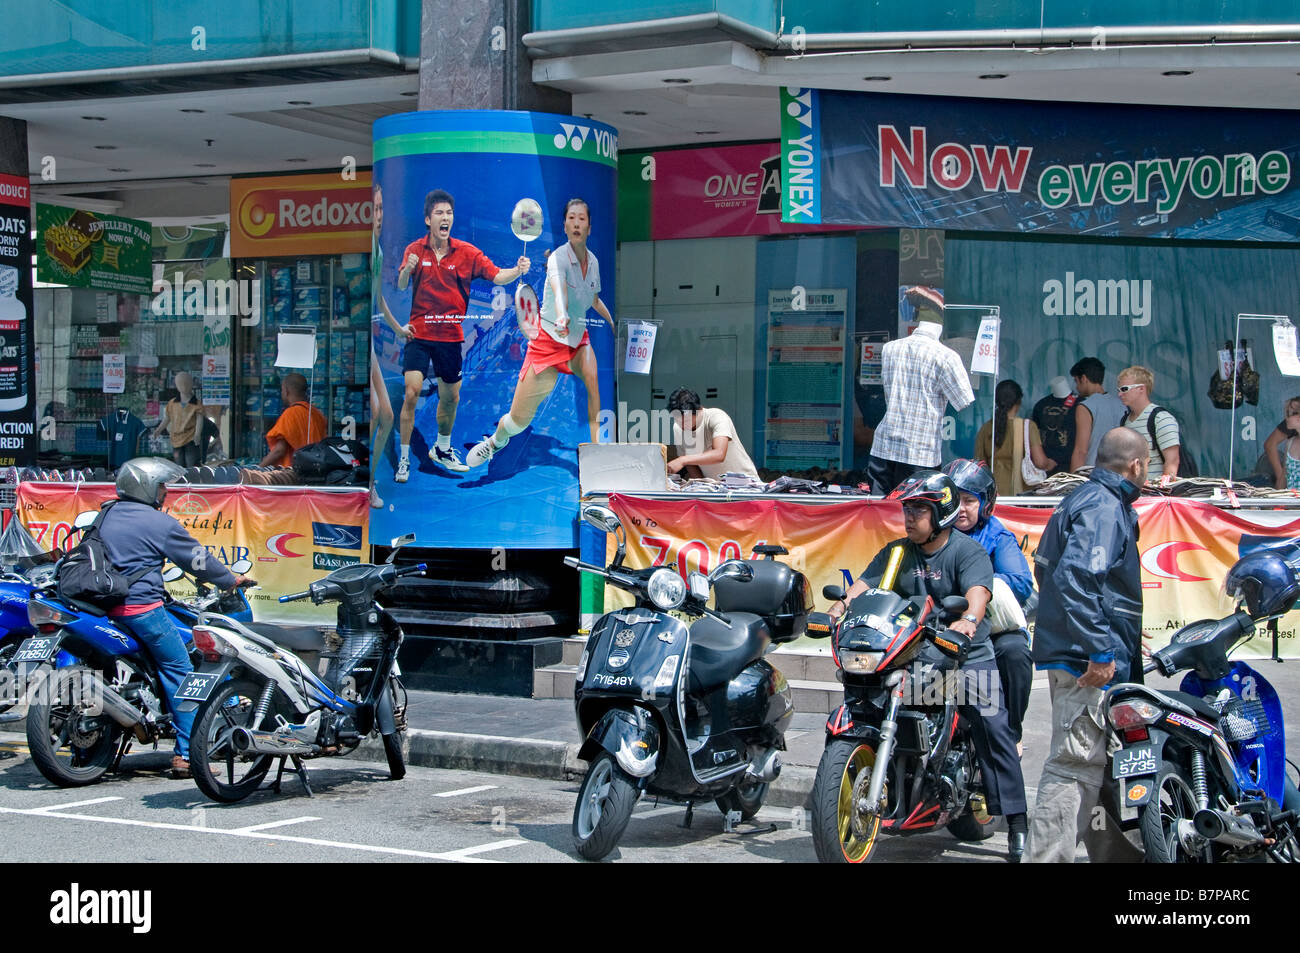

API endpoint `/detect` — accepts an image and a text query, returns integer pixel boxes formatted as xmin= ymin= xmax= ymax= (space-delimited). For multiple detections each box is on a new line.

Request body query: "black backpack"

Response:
xmin=293 ymin=437 xmax=370 ymax=485
xmin=1141 ymin=405 xmax=1198 ymax=478
xmin=55 ymin=502 xmax=152 ymax=609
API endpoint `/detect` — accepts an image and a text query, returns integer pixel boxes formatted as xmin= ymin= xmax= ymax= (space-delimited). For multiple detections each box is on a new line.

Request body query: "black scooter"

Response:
xmin=566 ymin=505 xmax=811 ymax=861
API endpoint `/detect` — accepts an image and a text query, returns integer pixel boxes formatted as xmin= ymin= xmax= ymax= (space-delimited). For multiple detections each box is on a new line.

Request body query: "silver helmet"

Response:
xmin=116 ymin=457 xmax=185 ymax=507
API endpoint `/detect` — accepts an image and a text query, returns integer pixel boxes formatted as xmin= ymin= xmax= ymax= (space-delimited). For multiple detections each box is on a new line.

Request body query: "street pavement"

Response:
xmin=1 ymin=652 xmax=1296 ymax=863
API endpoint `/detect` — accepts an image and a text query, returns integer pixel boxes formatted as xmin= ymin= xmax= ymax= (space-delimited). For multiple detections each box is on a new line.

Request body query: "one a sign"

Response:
xmin=230 ymin=172 xmax=373 ymax=258
xmin=101 ymin=354 xmax=125 ymax=394
xmin=36 ymin=204 xmax=152 ymax=294
xmin=781 ymin=88 xmax=1300 ymax=242
xmin=970 ymin=317 xmax=1001 ymax=376
xmin=624 ymin=321 xmax=657 ymax=374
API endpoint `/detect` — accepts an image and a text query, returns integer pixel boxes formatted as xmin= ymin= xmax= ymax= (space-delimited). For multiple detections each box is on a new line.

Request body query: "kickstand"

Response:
xmin=681 ymin=802 xmax=694 ymax=829
xmin=272 ymin=755 xmax=313 ymax=796
xmin=110 ymin=734 xmax=131 ymax=773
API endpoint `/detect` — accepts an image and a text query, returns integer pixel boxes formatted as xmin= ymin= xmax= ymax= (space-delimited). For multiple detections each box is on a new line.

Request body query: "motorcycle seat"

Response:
xmin=244 ymin=622 xmax=329 ymax=654
xmin=1161 ymin=689 xmax=1223 ymax=723
xmin=688 ymin=612 xmax=770 ymax=693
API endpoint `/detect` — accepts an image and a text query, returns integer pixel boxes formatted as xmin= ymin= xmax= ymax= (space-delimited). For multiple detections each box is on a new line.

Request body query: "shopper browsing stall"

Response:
xmin=1068 ymin=356 xmax=1127 ymax=471
xmin=1031 ymin=376 xmax=1078 ymax=474
xmin=261 ymin=372 xmax=327 ymax=467
xmin=1262 ymin=396 xmax=1300 ymax=489
xmin=394 ymin=189 xmax=529 ymax=480
xmin=1117 ymin=365 xmax=1181 ymax=482
xmin=973 ymin=379 xmax=1055 ymax=497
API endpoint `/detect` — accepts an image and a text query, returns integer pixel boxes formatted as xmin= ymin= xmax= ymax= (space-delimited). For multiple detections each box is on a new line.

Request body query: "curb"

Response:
xmin=353 ymin=728 xmax=817 ymax=809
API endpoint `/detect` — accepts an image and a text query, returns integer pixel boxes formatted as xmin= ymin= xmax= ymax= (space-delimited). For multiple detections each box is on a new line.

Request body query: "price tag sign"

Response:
xmin=203 ymin=353 xmax=231 ymax=406
xmin=860 ymin=339 xmax=884 ymax=386
xmin=624 ymin=321 xmax=657 ymax=375
xmin=970 ymin=316 xmax=1000 ymax=376
xmin=1273 ymin=323 xmax=1300 ymax=377
xmin=102 ymin=354 xmax=125 ymax=393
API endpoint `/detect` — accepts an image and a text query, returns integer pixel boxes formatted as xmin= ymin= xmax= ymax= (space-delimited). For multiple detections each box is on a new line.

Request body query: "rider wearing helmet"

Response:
xmin=829 ymin=471 xmax=1030 ymax=861
xmin=99 ymin=458 xmax=250 ymax=778
xmin=944 ymin=459 xmax=1034 ymax=748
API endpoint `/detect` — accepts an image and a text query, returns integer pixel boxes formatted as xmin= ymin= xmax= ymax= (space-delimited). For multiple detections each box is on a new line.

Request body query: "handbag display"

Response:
xmin=1020 ymin=418 xmax=1048 ymax=487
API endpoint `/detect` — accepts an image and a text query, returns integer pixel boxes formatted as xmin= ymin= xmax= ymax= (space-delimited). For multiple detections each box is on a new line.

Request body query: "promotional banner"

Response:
xmin=370 ymin=110 xmax=618 ymax=549
xmin=15 ymin=484 xmax=368 ymax=624
xmin=780 ymin=88 xmax=1300 ymax=242
xmin=36 ymin=204 xmax=152 ymax=294
xmin=944 ymin=234 xmax=1300 ymax=475
xmin=229 ymin=171 xmax=373 ymax=258
xmin=605 ymin=494 xmax=1300 ymax=658
xmin=0 ymin=173 xmax=35 ymax=466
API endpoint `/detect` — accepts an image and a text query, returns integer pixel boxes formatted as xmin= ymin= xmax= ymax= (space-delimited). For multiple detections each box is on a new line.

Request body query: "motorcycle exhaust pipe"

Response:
xmin=98 ymin=685 xmax=150 ymax=741
xmin=745 ymin=749 xmax=782 ymax=784
xmin=230 ymin=726 xmax=317 ymax=757
xmin=1193 ymin=808 xmax=1265 ymax=848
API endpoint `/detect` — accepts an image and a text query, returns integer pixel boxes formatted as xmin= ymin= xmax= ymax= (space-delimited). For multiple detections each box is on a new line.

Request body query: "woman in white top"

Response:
xmin=467 ymin=199 xmax=614 ymax=468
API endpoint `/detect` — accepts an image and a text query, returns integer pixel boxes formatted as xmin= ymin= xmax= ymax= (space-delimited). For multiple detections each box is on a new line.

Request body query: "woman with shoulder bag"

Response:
xmin=974 ymin=379 xmax=1054 ymax=497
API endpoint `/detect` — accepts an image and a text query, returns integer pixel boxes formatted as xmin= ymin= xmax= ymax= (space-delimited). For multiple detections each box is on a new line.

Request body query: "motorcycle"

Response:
xmin=1103 ymin=546 xmax=1300 ymax=863
xmin=0 ymin=560 xmax=60 ymax=722
xmin=179 ymin=534 xmax=425 ymax=803
xmin=566 ymin=505 xmax=809 ymax=861
xmin=18 ymin=551 xmax=256 ymax=787
xmin=806 ymin=571 xmax=997 ymax=863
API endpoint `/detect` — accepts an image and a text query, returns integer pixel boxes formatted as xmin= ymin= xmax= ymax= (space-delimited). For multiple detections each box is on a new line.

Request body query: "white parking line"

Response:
xmin=29 ymin=796 xmax=123 ymax=813
xmin=632 ymin=805 xmax=686 ymax=820
xmin=432 ymin=785 xmax=497 ymax=798
xmin=230 ymin=816 xmax=321 ymax=834
xmin=0 ymin=805 xmax=526 ymax=862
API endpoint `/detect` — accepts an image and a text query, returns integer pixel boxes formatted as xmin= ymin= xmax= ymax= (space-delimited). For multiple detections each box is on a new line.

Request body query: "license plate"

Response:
xmin=12 ymin=637 xmax=60 ymax=665
xmin=175 ymin=673 xmax=221 ymax=703
xmin=1112 ymin=744 xmax=1159 ymax=779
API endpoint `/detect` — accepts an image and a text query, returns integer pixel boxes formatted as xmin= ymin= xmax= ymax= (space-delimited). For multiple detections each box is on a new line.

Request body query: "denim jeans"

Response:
xmin=118 ymin=606 xmax=194 ymax=759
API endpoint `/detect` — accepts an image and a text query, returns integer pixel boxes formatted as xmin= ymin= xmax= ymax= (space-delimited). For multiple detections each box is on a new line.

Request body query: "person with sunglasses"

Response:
xmin=1116 ymin=365 xmax=1179 ymax=483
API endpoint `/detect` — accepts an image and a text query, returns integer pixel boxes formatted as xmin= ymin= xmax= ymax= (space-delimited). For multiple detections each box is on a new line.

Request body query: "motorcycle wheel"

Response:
xmin=1139 ymin=759 xmax=1212 ymax=863
xmin=190 ymin=678 xmax=274 ymax=803
xmin=382 ymin=732 xmax=406 ymax=781
xmin=0 ymin=638 xmax=20 ymax=714
xmin=571 ymin=752 xmax=639 ymax=861
xmin=26 ymin=666 xmax=120 ymax=787
xmin=811 ymin=738 xmax=883 ymax=864
xmin=715 ymin=778 xmax=768 ymax=822
xmin=946 ymin=793 xmax=997 ymax=842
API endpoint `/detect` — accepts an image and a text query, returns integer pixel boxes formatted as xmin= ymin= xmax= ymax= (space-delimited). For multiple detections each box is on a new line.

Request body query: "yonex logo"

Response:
xmin=555 ymin=123 xmax=591 ymax=151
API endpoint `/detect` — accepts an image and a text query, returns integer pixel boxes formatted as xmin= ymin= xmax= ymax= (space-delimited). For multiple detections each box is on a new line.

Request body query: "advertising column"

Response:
xmin=0 ymin=174 xmax=35 ymax=466
xmin=370 ymin=111 xmax=618 ymax=549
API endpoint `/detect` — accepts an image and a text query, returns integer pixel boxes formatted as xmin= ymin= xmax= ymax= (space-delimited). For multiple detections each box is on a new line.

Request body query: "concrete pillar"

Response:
xmin=419 ymin=0 xmax=571 ymax=113
xmin=0 ymin=117 xmax=27 ymax=178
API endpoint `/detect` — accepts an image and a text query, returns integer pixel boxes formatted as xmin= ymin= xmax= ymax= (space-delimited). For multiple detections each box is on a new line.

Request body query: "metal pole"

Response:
xmin=944 ymin=304 xmax=1000 ymax=464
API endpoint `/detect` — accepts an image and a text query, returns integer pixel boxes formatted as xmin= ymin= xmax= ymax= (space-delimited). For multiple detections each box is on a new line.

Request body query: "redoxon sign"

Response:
xmin=230 ymin=172 xmax=373 ymax=257
xmin=782 ymin=89 xmax=1300 ymax=241
xmin=1042 ymin=272 xmax=1153 ymax=327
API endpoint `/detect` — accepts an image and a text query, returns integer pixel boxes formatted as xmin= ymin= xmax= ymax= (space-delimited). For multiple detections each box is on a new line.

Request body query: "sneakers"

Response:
xmin=370 ymin=485 xmax=384 ymax=509
xmin=429 ymin=445 xmax=469 ymax=472
xmin=394 ymin=459 xmax=410 ymax=483
xmin=466 ymin=434 xmax=505 ymax=468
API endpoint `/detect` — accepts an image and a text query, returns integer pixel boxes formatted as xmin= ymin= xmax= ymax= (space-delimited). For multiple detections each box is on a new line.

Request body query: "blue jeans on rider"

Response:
xmin=118 ymin=606 xmax=195 ymax=760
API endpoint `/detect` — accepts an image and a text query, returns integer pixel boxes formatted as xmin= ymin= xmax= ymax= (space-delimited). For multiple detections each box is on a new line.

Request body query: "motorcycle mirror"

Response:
xmin=161 ymin=565 xmax=185 ymax=582
xmin=688 ymin=571 xmax=710 ymax=601
xmin=710 ymin=560 xmax=754 ymax=583
xmin=386 ymin=533 xmax=416 ymax=563
xmin=823 ymin=584 xmax=847 ymax=601
xmin=230 ymin=558 xmax=253 ymax=575
xmin=72 ymin=510 xmax=98 ymax=530
xmin=581 ymin=505 xmax=620 ymax=535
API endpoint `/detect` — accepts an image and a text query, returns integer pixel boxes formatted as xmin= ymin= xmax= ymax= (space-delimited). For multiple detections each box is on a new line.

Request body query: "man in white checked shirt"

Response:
xmin=867 ymin=303 xmax=975 ymax=495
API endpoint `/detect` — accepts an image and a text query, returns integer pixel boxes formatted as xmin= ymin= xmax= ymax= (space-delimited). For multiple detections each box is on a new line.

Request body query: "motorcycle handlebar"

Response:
xmin=1143 ymin=659 xmax=1159 ymax=675
xmin=396 ymin=563 xmax=427 ymax=577
xmin=279 ymin=590 xmax=311 ymax=603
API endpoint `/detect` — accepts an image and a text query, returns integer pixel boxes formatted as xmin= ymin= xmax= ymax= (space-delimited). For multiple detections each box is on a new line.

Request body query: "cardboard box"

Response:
xmin=578 ymin=443 xmax=669 ymax=495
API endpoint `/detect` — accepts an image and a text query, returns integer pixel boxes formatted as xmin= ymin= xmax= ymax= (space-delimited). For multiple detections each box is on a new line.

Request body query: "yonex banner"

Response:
xmin=605 ymin=494 xmax=1300 ymax=658
xmin=780 ymin=89 xmax=1300 ymax=241
xmin=370 ymin=110 xmax=617 ymax=549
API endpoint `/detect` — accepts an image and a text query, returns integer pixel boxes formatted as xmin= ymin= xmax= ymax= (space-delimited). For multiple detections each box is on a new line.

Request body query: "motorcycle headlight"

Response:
xmin=647 ymin=569 xmax=686 ymax=611
xmin=838 ymin=650 xmax=885 ymax=673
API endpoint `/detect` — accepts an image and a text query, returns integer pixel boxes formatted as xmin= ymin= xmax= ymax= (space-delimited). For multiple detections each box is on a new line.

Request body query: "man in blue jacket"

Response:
xmin=1025 ymin=427 xmax=1149 ymax=863
xmin=101 ymin=457 xmax=249 ymax=778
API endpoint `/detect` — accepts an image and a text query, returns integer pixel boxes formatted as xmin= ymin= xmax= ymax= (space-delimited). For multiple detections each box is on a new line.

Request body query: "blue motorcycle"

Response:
xmin=16 ymin=559 xmax=254 ymax=787
xmin=0 ymin=561 xmax=59 ymax=722
xmin=1103 ymin=545 xmax=1300 ymax=863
